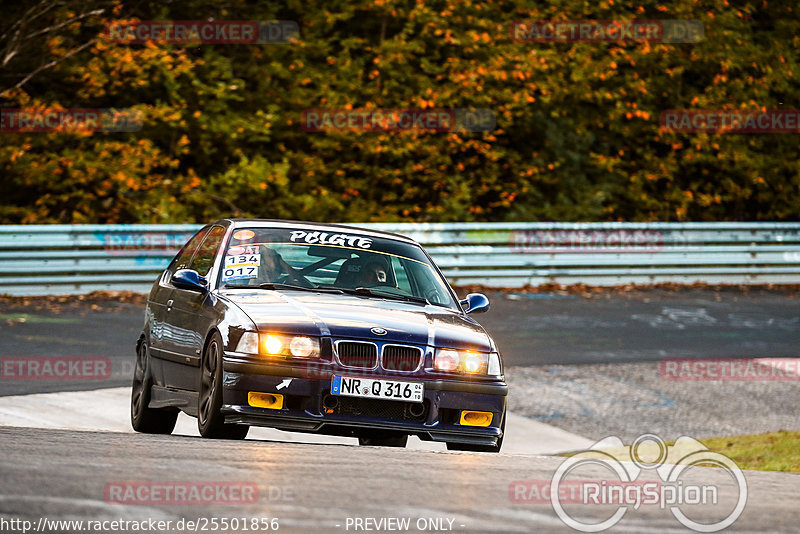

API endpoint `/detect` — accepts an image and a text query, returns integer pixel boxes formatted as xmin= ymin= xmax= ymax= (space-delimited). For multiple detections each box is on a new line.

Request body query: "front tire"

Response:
xmin=198 ymin=332 xmax=249 ymax=440
xmin=131 ymin=340 xmax=178 ymax=434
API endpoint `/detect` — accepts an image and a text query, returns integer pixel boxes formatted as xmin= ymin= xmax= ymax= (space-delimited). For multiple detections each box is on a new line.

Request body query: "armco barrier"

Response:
xmin=1 ymin=223 xmax=799 ymax=296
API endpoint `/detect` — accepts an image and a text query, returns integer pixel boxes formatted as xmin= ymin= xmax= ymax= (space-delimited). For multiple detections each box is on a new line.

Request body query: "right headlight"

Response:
xmin=433 ymin=348 xmax=502 ymax=377
xmin=236 ymin=332 xmax=321 ymax=359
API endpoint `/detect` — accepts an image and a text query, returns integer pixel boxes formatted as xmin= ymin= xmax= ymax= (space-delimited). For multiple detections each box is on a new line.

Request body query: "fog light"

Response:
xmin=248 ymin=392 xmax=284 ymax=410
xmin=460 ymin=410 xmax=493 ymax=427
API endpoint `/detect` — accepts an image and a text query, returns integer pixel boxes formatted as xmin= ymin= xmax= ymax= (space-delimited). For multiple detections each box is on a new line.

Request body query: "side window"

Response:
xmin=169 ymin=228 xmax=210 ymax=275
xmin=190 ymin=226 xmax=226 ymax=277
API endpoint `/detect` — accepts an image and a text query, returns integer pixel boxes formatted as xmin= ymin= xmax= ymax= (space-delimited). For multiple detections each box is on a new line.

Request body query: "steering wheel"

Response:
xmin=364 ymin=281 xmax=398 ymax=290
xmin=278 ymin=269 xmax=314 ymax=288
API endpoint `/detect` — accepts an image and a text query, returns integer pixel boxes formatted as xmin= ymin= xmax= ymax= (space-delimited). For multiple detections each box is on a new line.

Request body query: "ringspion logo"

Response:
xmin=547 ymin=434 xmax=747 ymax=532
xmin=510 ymin=480 xmax=663 ymax=504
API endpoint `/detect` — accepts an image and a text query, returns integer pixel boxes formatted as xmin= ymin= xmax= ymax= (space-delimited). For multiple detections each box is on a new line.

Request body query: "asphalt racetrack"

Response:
xmin=3 ymin=287 xmax=799 ymax=394
xmin=1 ymin=288 xmax=799 ymax=533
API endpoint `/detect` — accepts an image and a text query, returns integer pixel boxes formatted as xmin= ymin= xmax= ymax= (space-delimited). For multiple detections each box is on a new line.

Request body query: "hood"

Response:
xmin=221 ymin=290 xmax=493 ymax=351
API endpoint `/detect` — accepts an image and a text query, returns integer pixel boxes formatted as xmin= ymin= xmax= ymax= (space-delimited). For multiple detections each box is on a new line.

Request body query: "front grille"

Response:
xmin=332 ymin=395 xmax=429 ymax=422
xmin=382 ymin=345 xmax=423 ymax=372
xmin=337 ymin=341 xmax=378 ymax=368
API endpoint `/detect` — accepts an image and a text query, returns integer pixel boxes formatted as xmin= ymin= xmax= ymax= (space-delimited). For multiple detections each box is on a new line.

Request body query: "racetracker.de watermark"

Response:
xmin=660 ymin=357 xmax=800 ymax=381
xmin=0 ymin=108 xmax=142 ymax=133
xmin=106 ymin=20 xmax=298 ymax=44
xmin=510 ymin=229 xmax=666 ymax=253
xmin=300 ymin=359 xmax=422 ymax=380
xmin=510 ymin=20 xmax=704 ymax=43
xmin=1 ymin=357 xmax=112 ymax=381
xmin=104 ymin=482 xmax=259 ymax=505
xmin=300 ymin=108 xmax=496 ymax=133
xmin=104 ymin=232 xmax=195 ymax=256
xmin=661 ymin=110 xmax=800 ymax=133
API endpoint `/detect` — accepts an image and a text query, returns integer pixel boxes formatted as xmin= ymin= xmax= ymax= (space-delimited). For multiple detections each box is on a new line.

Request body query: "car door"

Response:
xmin=148 ymin=227 xmax=210 ymax=386
xmin=162 ymin=225 xmax=227 ymax=390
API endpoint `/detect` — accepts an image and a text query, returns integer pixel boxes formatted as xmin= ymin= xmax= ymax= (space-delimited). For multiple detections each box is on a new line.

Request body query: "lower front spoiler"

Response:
xmin=222 ymin=405 xmax=502 ymax=446
xmin=221 ymin=359 xmax=507 ymax=447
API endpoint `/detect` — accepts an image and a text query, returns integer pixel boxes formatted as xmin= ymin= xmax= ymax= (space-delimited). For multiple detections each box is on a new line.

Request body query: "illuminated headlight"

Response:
xmin=263 ymin=334 xmax=284 ymax=355
xmin=434 ymin=349 xmax=501 ymax=376
xmin=236 ymin=332 xmax=320 ymax=358
xmin=463 ymin=353 xmax=483 ymax=373
xmin=261 ymin=333 xmax=320 ymax=358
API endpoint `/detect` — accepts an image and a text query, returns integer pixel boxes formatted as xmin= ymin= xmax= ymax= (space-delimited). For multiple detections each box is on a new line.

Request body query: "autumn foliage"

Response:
xmin=1 ymin=0 xmax=799 ymax=223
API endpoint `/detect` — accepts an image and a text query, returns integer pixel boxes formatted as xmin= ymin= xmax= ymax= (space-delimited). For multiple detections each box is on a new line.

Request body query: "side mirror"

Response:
xmin=460 ymin=293 xmax=490 ymax=314
xmin=172 ymin=269 xmax=208 ymax=292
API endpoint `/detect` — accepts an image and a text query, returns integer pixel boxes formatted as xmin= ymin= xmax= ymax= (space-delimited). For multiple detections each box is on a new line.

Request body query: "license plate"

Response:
xmin=331 ymin=375 xmax=424 ymax=403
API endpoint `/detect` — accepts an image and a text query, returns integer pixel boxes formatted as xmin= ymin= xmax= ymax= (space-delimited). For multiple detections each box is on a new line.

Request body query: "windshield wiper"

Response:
xmin=223 ymin=282 xmax=428 ymax=304
xmin=350 ymin=287 xmax=430 ymax=305
xmin=225 ymin=283 xmax=343 ymax=294
xmin=317 ymin=283 xmax=429 ymax=304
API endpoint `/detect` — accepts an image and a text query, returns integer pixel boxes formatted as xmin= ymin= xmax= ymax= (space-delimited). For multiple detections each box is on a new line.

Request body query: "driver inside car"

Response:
xmin=357 ymin=259 xmax=389 ymax=287
xmin=245 ymin=246 xmax=296 ymax=285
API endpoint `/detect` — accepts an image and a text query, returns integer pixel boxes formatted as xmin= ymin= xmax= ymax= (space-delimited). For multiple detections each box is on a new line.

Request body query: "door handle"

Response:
xmin=166 ymin=299 xmax=174 ymax=311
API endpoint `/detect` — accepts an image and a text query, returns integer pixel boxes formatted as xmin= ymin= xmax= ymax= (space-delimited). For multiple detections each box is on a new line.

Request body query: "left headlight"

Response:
xmin=236 ymin=332 xmax=321 ymax=358
xmin=434 ymin=348 xmax=502 ymax=377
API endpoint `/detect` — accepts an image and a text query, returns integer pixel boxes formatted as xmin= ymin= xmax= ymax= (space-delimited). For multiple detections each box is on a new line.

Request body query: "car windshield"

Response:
xmin=217 ymin=227 xmax=458 ymax=309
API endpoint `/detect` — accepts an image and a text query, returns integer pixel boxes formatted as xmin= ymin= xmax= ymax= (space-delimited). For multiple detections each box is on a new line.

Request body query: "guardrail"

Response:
xmin=1 ymin=223 xmax=800 ymax=296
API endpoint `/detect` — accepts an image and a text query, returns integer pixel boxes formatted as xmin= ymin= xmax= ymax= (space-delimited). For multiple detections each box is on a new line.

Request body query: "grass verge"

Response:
xmin=698 ymin=430 xmax=800 ymax=473
xmin=559 ymin=430 xmax=800 ymax=473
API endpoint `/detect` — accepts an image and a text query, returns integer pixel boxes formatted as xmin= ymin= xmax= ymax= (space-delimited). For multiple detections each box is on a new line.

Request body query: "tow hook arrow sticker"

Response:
xmin=276 ymin=378 xmax=292 ymax=390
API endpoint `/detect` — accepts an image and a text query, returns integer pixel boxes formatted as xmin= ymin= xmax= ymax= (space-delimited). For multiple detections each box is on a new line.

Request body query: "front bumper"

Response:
xmin=221 ymin=358 xmax=507 ymax=446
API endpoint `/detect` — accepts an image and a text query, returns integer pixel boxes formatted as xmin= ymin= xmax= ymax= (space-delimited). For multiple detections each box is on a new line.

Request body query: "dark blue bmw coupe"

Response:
xmin=131 ymin=220 xmax=507 ymax=451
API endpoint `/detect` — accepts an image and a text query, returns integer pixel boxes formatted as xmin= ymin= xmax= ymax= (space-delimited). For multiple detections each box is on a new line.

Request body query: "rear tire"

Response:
xmin=131 ymin=340 xmax=178 ymax=434
xmin=358 ymin=431 xmax=408 ymax=448
xmin=198 ymin=332 xmax=249 ymax=440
